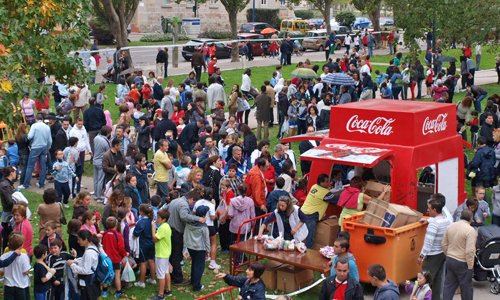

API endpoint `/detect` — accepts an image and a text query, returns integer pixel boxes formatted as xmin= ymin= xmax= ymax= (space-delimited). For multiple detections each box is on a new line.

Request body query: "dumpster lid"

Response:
xmin=300 ymin=141 xmax=394 ymax=167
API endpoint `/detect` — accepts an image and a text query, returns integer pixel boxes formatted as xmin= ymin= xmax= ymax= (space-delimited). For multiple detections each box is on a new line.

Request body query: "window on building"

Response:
xmin=210 ymin=0 xmax=217 ymax=4
xmin=261 ymin=0 xmax=267 ymax=4
xmin=164 ymin=0 xmax=169 ymax=3
xmin=280 ymin=0 xmax=286 ymax=6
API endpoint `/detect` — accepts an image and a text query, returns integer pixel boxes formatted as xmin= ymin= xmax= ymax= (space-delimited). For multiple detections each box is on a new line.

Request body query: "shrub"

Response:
xmin=246 ymin=9 xmax=280 ymax=30
xmin=198 ymin=30 xmax=232 ymax=40
xmin=336 ymin=11 xmax=356 ymax=29
xmin=294 ymin=10 xmax=314 ymax=20
xmin=89 ymin=19 xmax=114 ymax=45
xmin=139 ymin=33 xmax=189 ymax=42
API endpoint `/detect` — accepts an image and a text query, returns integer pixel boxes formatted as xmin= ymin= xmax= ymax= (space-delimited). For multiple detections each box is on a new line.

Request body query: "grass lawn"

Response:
xmin=369 ymin=45 xmax=499 ymax=68
xmin=27 ymin=60 xmax=499 ymax=299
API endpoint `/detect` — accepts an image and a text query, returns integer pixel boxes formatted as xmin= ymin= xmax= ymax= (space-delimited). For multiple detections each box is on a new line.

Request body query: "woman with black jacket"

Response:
xmin=136 ymin=116 xmax=151 ymax=160
xmin=240 ymin=124 xmax=257 ymax=159
xmin=306 ymin=105 xmax=322 ymax=131
xmin=203 ymin=155 xmax=223 ymax=203
xmin=16 ymin=123 xmax=30 ymax=184
xmin=123 ymin=173 xmax=141 ymax=210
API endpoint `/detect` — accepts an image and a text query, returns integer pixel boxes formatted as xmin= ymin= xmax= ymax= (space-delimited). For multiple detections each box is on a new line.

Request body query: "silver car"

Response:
xmin=302 ymin=29 xmax=327 ymax=51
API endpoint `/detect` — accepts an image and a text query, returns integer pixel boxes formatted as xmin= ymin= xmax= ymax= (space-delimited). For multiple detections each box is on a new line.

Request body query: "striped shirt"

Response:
xmin=420 ymin=215 xmax=452 ymax=257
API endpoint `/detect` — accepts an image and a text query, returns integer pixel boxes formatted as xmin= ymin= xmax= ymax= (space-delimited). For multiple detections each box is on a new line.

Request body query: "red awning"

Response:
xmin=300 ymin=142 xmax=394 ymax=168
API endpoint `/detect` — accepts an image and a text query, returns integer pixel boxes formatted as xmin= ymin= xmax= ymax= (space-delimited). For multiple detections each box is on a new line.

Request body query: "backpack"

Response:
xmin=88 ymin=245 xmax=115 ymax=285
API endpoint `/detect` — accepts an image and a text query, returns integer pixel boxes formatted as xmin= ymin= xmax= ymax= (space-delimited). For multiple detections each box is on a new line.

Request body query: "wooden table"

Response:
xmin=229 ymin=239 xmax=331 ymax=276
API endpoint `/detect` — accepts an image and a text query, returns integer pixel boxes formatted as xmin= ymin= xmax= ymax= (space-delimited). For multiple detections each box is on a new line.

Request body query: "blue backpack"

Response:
xmin=89 ymin=244 xmax=115 ymax=285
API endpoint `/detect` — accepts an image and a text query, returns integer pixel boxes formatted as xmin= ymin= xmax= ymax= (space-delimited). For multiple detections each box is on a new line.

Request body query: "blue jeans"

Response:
xmin=280 ymin=53 xmax=287 ymax=66
xmin=188 ymin=249 xmax=206 ymax=291
xmin=304 ymin=212 xmax=319 ymax=249
xmin=34 ymin=291 xmax=48 ymax=300
xmin=164 ymin=62 xmax=168 ymax=77
xmin=19 ymin=153 xmax=28 ymax=182
xmin=474 ymin=93 xmax=488 ymax=112
xmin=23 ymin=147 xmax=48 ymax=188
xmin=393 ymin=86 xmax=402 ymax=99
xmin=368 ymin=46 xmax=374 ymax=57
xmin=55 ymin=180 xmax=70 ymax=204
xmin=417 ymin=80 xmax=423 ymax=99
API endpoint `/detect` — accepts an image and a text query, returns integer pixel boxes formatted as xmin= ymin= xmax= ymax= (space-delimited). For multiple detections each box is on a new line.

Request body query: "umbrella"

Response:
xmin=322 ymin=73 xmax=356 ymax=86
xmin=119 ymin=67 xmax=141 ymax=76
xmin=290 ymin=68 xmax=317 ymax=79
xmin=439 ymin=56 xmax=457 ymax=63
xmin=261 ymin=28 xmax=278 ymax=35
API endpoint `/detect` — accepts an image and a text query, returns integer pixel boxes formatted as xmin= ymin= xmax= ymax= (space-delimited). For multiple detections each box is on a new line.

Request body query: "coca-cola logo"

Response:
xmin=422 ymin=113 xmax=448 ymax=135
xmin=346 ymin=115 xmax=395 ymax=136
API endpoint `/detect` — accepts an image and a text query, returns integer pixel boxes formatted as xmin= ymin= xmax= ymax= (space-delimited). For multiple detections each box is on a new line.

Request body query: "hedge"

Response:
xmin=294 ymin=10 xmax=314 ymax=20
xmin=139 ymin=33 xmax=190 ymax=42
xmin=198 ymin=30 xmax=232 ymax=40
xmin=246 ymin=9 xmax=280 ymax=30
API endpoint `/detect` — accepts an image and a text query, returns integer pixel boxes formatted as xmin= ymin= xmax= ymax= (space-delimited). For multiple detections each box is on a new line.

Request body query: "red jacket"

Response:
xmin=245 ymin=166 xmax=267 ymax=208
xmin=102 ymin=229 xmax=128 ymax=263
xmin=208 ymin=61 xmax=217 ymax=75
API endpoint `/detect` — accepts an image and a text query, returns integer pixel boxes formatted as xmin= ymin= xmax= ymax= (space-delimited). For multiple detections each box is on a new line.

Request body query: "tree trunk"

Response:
xmin=368 ymin=2 xmax=381 ymax=45
xmin=229 ymin=11 xmax=240 ymax=62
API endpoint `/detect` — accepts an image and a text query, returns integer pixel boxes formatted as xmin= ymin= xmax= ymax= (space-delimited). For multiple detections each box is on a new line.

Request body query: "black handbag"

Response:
xmin=59 ymin=203 xmax=67 ymax=225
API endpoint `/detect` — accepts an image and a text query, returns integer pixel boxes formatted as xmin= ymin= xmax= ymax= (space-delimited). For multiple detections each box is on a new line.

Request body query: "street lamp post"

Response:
xmin=253 ymin=0 xmax=255 ymax=22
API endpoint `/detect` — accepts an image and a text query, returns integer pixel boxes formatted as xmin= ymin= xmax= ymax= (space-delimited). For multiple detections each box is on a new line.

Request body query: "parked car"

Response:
xmin=227 ymin=33 xmax=265 ymax=57
xmin=239 ymin=22 xmax=276 ymax=34
xmin=181 ymin=39 xmax=231 ymax=61
xmin=278 ymin=31 xmax=306 ymax=44
xmin=353 ymin=17 xmax=371 ymax=29
xmin=320 ymin=18 xmax=340 ymax=30
xmin=280 ymin=19 xmax=314 ymax=34
xmin=309 ymin=18 xmax=324 ymax=29
xmin=380 ymin=18 xmax=394 ymax=27
xmin=302 ymin=29 xmax=327 ymax=51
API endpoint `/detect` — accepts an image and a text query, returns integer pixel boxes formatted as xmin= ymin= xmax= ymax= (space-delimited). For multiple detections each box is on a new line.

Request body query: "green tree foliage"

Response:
xmin=289 ymin=0 xmax=333 ymax=33
xmin=246 ymin=9 xmax=281 ymax=29
xmin=0 ymin=0 xmax=91 ymax=126
xmin=336 ymin=11 xmax=356 ymax=29
xmin=294 ymin=10 xmax=314 ymax=20
xmin=387 ymin=0 xmax=499 ymax=54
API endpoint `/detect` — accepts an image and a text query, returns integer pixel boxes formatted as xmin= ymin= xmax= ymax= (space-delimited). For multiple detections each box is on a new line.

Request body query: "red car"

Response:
xmin=227 ymin=33 xmax=266 ymax=56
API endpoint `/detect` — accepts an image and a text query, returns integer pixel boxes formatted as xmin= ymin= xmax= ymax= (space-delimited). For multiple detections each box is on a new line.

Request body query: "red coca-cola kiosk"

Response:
xmin=284 ymin=99 xmax=468 ymax=215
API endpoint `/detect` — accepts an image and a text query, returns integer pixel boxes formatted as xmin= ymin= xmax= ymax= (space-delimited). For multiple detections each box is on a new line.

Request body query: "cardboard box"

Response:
xmin=382 ymin=204 xmax=423 ymax=228
xmin=276 ymin=265 xmax=314 ymax=293
xmin=261 ymin=261 xmax=287 ymax=290
xmin=362 ymin=198 xmax=390 ymax=226
xmin=364 ymin=180 xmax=392 ymax=202
xmin=313 ymin=217 xmax=339 ymax=248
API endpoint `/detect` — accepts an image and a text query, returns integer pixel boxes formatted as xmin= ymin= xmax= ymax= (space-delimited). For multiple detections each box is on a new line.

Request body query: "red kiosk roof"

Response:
xmin=329 ymin=100 xmax=456 ymax=147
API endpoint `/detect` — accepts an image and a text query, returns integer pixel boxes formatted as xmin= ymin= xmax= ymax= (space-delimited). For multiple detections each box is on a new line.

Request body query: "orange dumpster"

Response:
xmin=341 ymin=212 xmax=428 ymax=284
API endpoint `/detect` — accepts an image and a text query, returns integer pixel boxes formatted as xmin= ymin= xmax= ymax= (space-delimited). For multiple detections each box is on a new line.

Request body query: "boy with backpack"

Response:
xmin=101 ymin=216 xmax=129 ymax=298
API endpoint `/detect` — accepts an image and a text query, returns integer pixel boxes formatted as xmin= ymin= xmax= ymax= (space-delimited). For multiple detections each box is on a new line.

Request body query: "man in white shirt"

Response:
xmin=320 ymin=66 xmax=329 ymax=80
xmin=360 ymin=59 xmax=370 ymax=78
xmin=475 ymin=45 xmax=482 ymax=71
xmin=69 ymin=118 xmax=92 ymax=187
xmin=206 ymin=76 xmax=226 ymax=114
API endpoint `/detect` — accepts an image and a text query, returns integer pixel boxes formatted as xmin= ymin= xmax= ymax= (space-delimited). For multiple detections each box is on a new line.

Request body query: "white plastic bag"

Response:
xmin=121 ymin=261 xmax=136 ymax=282
xmin=281 ymin=119 xmax=290 ymax=134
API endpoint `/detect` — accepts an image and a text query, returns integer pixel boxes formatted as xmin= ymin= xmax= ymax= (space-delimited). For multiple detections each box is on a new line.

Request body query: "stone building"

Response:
xmin=131 ymin=0 xmax=296 ymax=33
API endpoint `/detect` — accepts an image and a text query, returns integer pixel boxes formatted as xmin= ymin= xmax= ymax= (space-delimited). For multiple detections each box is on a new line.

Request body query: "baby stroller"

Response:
xmin=102 ymin=65 xmax=114 ymax=83
xmin=293 ymin=40 xmax=303 ymax=56
xmin=474 ymin=224 xmax=500 ymax=294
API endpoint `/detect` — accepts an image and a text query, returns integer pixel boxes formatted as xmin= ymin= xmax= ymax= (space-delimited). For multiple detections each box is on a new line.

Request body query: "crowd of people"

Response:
xmin=0 ymin=33 xmax=497 ymax=300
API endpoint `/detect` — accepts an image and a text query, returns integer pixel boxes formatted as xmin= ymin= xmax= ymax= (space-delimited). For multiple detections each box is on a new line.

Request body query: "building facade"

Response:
xmin=131 ymin=0 xmax=296 ymax=33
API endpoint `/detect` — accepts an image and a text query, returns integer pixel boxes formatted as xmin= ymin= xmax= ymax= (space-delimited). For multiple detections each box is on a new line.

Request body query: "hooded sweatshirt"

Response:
xmin=374 ymin=280 xmax=400 ymax=300
xmin=228 ymin=195 xmax=255 ymax=234
xmin=183 ymin=221 xmax=210 ymax=252
xmin=338 ymin=187 xmax=362 ymax=209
